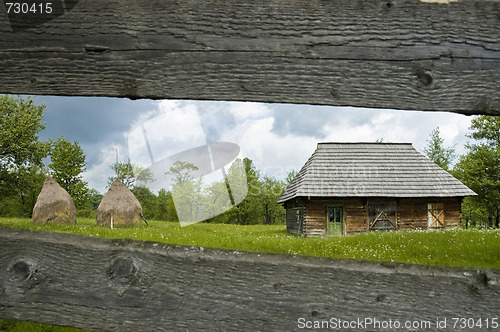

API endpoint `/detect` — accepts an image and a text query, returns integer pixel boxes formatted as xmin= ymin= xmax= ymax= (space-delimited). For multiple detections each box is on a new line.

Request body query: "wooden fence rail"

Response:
xmin=1 ymin=227 xmax=499 ymax=331
xmin=0 ymin=0 xmax=499 ymax=115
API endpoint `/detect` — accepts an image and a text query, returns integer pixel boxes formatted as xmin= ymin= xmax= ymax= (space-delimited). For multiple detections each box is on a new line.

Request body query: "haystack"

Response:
xmin=32 ymin=176 xmax=77 ymax=224
xmin=96 ymin=179 xmax=144 ymax=227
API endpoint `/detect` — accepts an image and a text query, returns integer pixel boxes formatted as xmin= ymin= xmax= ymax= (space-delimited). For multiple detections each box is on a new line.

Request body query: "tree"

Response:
xmin=108 ymin=159 xmax=154 ymax=188
xmin=0 ymin=163 xmax=46 ymax=217
xmin=424 ymin=127 xmax=456 ymax=171
xmin=165 ymin=190 xmax=178 ymax=222
xmin=89 ymin=189 xmax=103 ymax=209
xmin=49 ymin=138 xmax=89 ymax=210
xmin=215 ymin=158 xmax=263 ymax=225
xmin=167 ymin=161 xmax=199 ymax=184
xmin=468 ymin=116 xmax=500 ymax=147
xmin=453 ymin=116 xmax=500 ymax=228
xmin=203 ymin=158 xmax=289 ymax=225
xmin=154 ymin=189 xmax=170 ymax=221
xmin=455 ymin=146 xmax=499 ymax=228
xmin=261 ymin=175 xmax=286 ymax=225
xmin=16 ymin=164 xmax=47 ymax=216
xmin=131 ymin=186 xmax=157 ymax=220
xmin=0 ymin=95 xmax=49 ymax=217
xmin=233 ymin=158 xmax=263 ymax=224
xmin=0 ymin=95 xmax=49 ymax=196
xmin=166 ymin=161 xmax=202 ymax=223
xmin=285 ymin=169 xmax=297 ymax=187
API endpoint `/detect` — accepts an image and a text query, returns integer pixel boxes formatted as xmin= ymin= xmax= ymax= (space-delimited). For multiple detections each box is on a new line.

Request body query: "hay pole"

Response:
xmin=141 ymin=213 xmax=149 ymax=226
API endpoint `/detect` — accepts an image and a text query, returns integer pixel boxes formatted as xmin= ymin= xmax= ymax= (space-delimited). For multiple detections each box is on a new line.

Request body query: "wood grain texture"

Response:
xmin=1 ymin=226 xmax=499 ymax=331
xmin=0 ymin=0 xmax=498 ymax=114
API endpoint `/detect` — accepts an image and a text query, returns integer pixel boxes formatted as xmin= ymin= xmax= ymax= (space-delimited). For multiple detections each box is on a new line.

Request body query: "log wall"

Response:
xmin=304 ymin=198 xmax=366 ymax=236
xmin=300 ymin=197 xmax=463 ymax=236
xmin=398 ymin=198 xmax=463 ymax=230
xmin=443 ymin=199 xmax=463 ymax=227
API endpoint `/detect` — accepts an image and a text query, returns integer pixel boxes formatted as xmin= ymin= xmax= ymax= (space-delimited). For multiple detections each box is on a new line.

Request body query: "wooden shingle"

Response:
xmin=278 ymin=143 xmax=476 ymax=203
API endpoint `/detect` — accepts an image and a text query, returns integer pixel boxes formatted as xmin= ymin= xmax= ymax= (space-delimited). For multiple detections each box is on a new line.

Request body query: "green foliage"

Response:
xmin=88 ymin=189 xmax=103 ymax=209
xmin=468 ymin=116 xmax=500 ymax=147
xmin=131 ymin=186 xmax=157 ymax=220
xmin=260 ymin=175 xmax=286 ymax=225
xmin=0 ymin=318 xmax=92 ymax=332
xmin=7 ymin=164 xmax=47 ymax=217
xmin=166 ymin=161 xmax=202 ymax=221
xmin=453 ymin=116 xmax=500 ymax=228
xmin=74 ymin=188 xmax=103 ymax=219
xmin=0 ymin=95 xmax=48 ymax=173
xmin=108 ymin=159 xmax=154 ymax=188
xmin=154 ymin=189 xmax=171 ymax=221
xmin=284 ymin=169 xmax=297 ymax=187
xmin=230 ymin=158 xmax=263 ymax=225
xmin=423 ymin=127 xmax=456 ymax=171
xmin=167 ymin=160 xmax=198 ymax=184
xmin=199 ymin=158 xmax=288 ymax=225
xmin=0 ymin=163 xmax=46 ymax=218
xmin=160 ymin=158 xmax=287 ymax=225
xmin=165 ymin=194 xmax=178 ymax=222
xmin=48 ymin=138 xmax=89 ymax=211
xmin=0 ymin=95 xmax=49 ymax=217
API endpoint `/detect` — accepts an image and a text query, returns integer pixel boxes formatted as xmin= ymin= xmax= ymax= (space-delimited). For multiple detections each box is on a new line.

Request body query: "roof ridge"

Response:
xmin=317 ymin=142 xmax=413 ymax=145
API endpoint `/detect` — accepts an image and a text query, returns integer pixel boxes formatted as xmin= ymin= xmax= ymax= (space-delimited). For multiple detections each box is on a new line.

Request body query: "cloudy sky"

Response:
xmin=31 ymin=95 xmax=473 ymax=193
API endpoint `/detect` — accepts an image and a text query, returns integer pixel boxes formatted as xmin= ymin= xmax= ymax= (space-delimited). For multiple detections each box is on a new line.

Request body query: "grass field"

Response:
xmin=1 ymin=217 xmax=500 ymax=331
xmin=0 ymin=319 xmax=91 ymax=332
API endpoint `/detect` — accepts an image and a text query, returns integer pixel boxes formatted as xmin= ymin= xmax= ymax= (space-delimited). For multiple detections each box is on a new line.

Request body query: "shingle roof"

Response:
xmin=278 ymin=142 xmax=476 ymax=203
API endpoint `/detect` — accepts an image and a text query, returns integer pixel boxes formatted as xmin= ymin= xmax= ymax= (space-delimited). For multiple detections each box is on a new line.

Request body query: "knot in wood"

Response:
xmin=475 ymin=271 xmax=489 ymax=287
xmin=9 ymin=260 xmax=35 ymax=282
xmin=416 ymin=69 xmax=434 ymax=87
xmin=109 ymin=257 xmax=138 ymax=283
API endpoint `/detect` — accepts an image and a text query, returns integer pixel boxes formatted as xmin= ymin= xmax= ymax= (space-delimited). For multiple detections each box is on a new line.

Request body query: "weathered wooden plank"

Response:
xmin=1 ymin=227 xmax=500 ymax=331
xmin=0 ymin=0 xmax=498 ymax=114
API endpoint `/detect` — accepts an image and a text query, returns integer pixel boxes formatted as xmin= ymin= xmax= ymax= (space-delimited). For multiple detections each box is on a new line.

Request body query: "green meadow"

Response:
xmin=1 ymin=218 xmax=500 ymax=331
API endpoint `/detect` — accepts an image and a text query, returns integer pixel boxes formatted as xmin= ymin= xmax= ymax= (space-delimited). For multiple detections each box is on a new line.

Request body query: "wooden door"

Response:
xmin=368 ymin=201 xmax=397 ymax=231
xmin=428 ymin=203 xmax=445 ymax=228
xmin=327 ymin=206 xmax=344 ymax=236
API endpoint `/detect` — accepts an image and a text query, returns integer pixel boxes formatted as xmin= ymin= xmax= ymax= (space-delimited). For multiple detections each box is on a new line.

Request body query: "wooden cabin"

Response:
xmin=278 ymin=143 xmax=476 ymax=236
